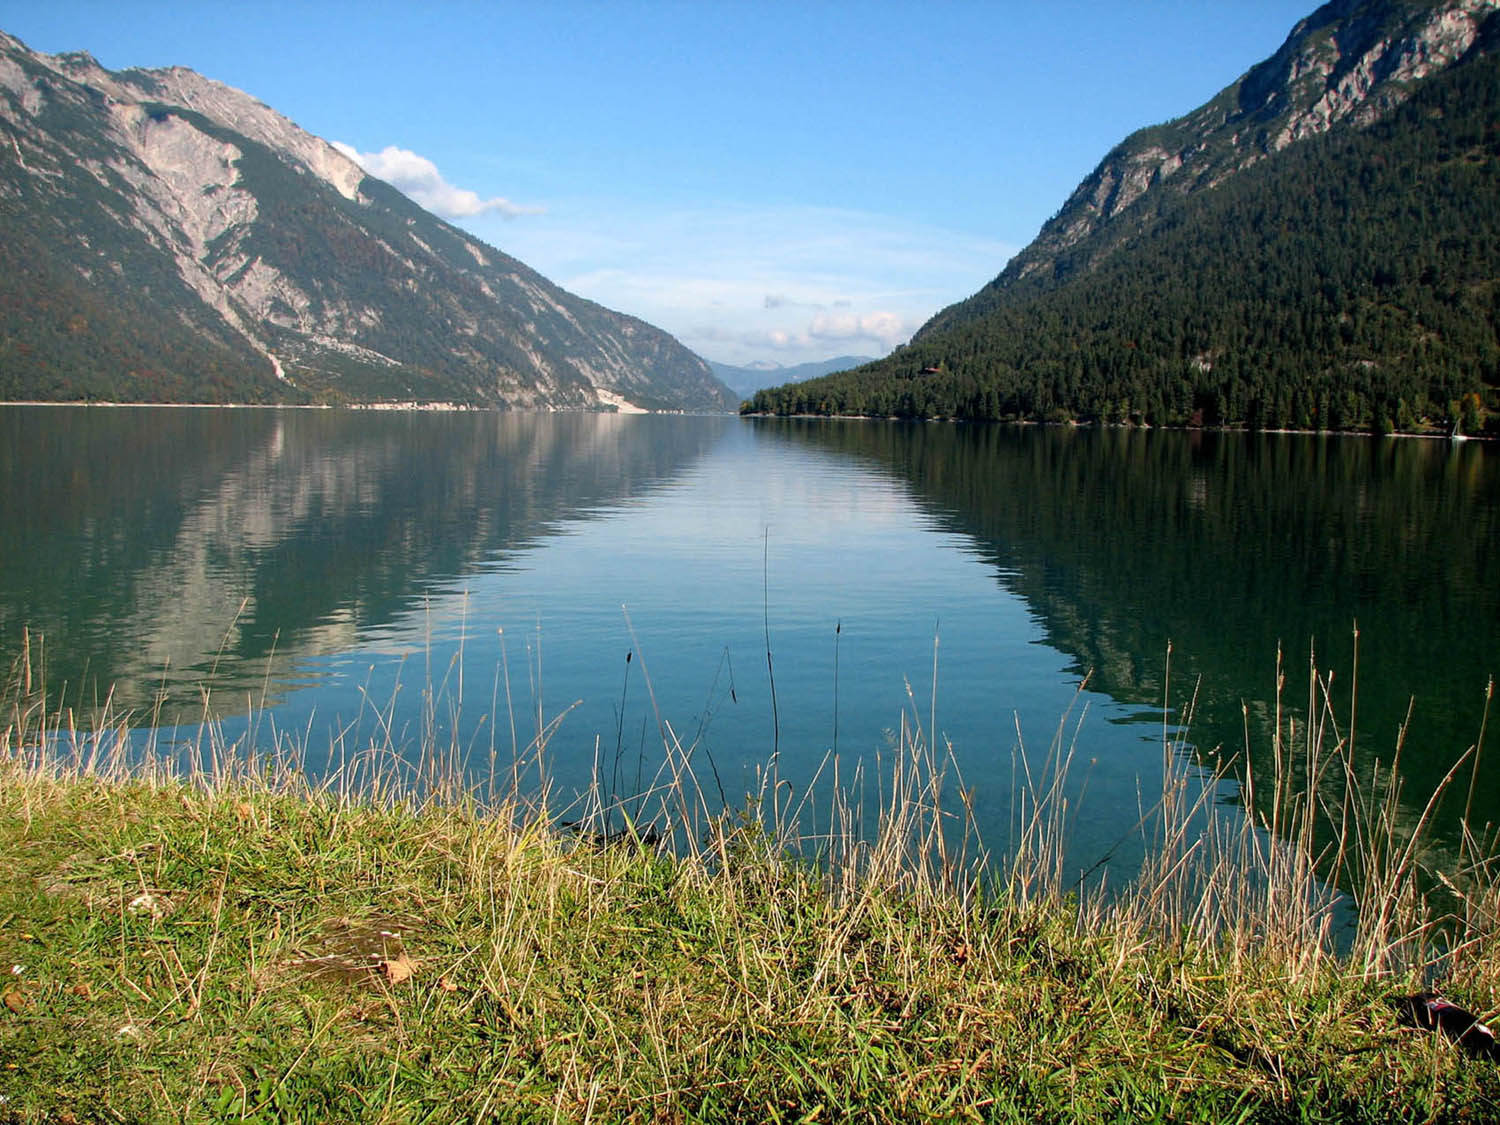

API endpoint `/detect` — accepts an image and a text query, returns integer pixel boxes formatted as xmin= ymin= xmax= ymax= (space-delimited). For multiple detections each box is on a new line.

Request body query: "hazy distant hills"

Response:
xmin=0 ymin=32 xmax=736 ymax=411
xmin=747 ymin=0 xmax=1500 ymax=434
xmin=709 ymin=355 xmax=875 ymax=399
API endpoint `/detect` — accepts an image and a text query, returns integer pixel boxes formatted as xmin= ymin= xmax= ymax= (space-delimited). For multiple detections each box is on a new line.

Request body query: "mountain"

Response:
xmin=0 ymin=32 xmax=736 ymax=411
xmin=745 ymin=0 xmax=1500 ymax=434
xmin=708 ymin=355 xmax=875 ymax=398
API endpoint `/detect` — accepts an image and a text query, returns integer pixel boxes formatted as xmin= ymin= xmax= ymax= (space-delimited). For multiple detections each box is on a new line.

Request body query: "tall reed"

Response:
xmin=4 ymin=621 xmax=1495 ymax=987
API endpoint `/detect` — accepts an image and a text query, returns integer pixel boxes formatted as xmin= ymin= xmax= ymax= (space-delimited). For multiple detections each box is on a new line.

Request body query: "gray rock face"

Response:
xmin=0 ymin=31 xmax=734 ymax=410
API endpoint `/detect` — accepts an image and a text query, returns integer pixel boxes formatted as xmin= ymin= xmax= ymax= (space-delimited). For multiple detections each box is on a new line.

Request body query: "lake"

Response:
xmin=3 ymin=406 xmax=1497 ymax=877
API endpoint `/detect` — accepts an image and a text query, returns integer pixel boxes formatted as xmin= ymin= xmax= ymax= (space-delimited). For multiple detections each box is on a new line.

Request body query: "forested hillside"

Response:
xmin=747 ymin=6 xmax=1500 ymax=434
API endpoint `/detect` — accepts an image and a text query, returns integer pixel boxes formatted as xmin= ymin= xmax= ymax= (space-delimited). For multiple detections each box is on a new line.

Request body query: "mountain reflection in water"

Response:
xmin=0 ymin=407 xmax=725 ymax=717
xmin=764 ymin=420 xmax=1500 ymax=846
xmin=3 ymin=408 xmax=1496 ymax=866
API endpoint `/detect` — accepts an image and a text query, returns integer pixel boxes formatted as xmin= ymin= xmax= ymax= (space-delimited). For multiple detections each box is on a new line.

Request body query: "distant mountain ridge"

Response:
xmin=746 ymin=0 xmax=1500 ymax=434
xmin=709 ymin=355 xmax=874 ymax=398
xmin=0 ymin=31 xmax=736 ymax=410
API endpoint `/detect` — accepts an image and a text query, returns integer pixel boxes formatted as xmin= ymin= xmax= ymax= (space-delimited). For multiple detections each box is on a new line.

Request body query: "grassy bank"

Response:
xmin=2 ymin=647 xmax=1498 ymax=1123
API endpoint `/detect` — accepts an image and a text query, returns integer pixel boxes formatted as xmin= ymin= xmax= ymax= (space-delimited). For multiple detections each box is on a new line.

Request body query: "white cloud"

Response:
xmin=685 ymin=313 xmax=916 ymax=357
xmin=333 ymin=141 xmax=543 ymax=220
xmin=454 ymin=200 xmax=1014 ymax=365
xmin=809 ymin=311 xmax=909 ymax=350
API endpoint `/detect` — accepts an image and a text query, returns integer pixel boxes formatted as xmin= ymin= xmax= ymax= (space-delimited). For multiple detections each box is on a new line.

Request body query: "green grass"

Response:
xmin=1 ymin=640 xmax=1498 ymax=1123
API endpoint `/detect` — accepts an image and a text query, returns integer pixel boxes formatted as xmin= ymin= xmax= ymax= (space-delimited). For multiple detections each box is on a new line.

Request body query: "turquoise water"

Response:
xmin=3 ymin=407 xmax=1496 ymax=871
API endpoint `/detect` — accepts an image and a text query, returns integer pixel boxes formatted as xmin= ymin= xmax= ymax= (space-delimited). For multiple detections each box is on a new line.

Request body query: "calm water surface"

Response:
xmin=3 ymin=407 xmax=1496 ymax=872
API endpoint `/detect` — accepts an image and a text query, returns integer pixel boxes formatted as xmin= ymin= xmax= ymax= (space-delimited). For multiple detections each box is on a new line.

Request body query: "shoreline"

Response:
xmin=0 ymin=400 xmax=741 ymax=416
xmin=1 ymin=399 xmax=1488 ymax=438
xmin=739 ymin=410 xmax=1494 ymax=441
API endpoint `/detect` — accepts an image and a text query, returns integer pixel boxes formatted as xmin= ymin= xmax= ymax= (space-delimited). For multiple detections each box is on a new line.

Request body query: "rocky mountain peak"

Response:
xmin=1238 ymin=0 xmax=1494 ymax=148
xmin=0 ymin=31 xmax=733 ymax=410
xmin=989 ymin=0 xmax=1498 ymax=294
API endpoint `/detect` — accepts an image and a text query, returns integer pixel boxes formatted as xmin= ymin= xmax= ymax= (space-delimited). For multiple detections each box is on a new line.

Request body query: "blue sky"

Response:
xmin=2 ymin=1 xmax=1316 ymax=366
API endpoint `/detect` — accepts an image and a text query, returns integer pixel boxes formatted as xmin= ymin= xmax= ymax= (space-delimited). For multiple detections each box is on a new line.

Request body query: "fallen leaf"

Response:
xmin=3 ymin=989 xmax=29 ymax=1014
xmin=437 ymin=975 xmax=459 ymax=993
xmin=128 ymin=892 xmax=165 ymax=918
xmin=378 ymin=955 xmax=418 ymax=985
